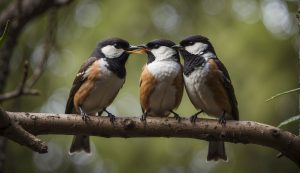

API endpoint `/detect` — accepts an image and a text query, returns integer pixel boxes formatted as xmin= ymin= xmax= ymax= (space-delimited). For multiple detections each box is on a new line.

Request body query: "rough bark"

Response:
xmin=0 ymin=1 xmax=73 ymax=172
xmin=0 ymin=109 xmax=47 ymax=153
xmin=297 ymin=1 xmax=300 ymax=172
xmin=0 ymin=111 xmax=300 ymax=167
xmin=298 ymin=0 xmax=300 ymax=140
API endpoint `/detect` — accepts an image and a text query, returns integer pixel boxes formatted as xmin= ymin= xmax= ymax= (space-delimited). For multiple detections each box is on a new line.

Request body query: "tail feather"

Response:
xmin=69 ymin=135 xmax=90 ymax=154
xmin=207 ymin=141 xmax=227 ymax=161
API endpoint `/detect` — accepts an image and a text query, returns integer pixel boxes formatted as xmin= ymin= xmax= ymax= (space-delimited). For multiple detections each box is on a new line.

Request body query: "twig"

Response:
xmin=0 ymin=1 xmax=73 ymax=172
xmin=0 ymin=20 xmax=9 ymax=47
xmin=266 ymin=88 xmax=300 ymax=102
xmin=0 ymin=61 xmax=39 ymax=102
xmin=0 ymin=0 xmax=74 ymax=94
xmin=297 ymin=0 xmax=300 ymax=158
xmin=0 ymin=111 xmax=300 ymax=167
xmin=26 ymin=9 xmax=57 ymax=88
xmin=0 ymin=9 xmax=58 ymax=102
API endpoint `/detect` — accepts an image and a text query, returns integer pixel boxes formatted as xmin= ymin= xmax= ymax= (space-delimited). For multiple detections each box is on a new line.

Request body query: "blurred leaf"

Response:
xmin=278 ymin=115 xmax=300 ymax=128
xmin=0 ymin=20 xmax=10 ymax=47
xmin=266 ymin=88 xmax=300 ymax=102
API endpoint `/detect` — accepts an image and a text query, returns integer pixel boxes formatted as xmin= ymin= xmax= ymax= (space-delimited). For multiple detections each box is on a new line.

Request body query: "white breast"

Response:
xmin=147 ymin=61 xmax=181 ymax=116
xmin=147 ymin=60 xmax=180 ymax=82
xmin=82 ymin=59 xmax=125 ymax=113
xmin=184 ymin=63 xmax=222 ymax=116
xmin=150 ymin=46 xmax=176 ymax=61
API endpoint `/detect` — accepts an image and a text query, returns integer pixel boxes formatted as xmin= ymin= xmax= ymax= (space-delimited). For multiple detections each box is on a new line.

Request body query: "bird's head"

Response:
xmin=135 ymin=39 xmax=180 ymax=64
xmin=93 ymin=38 xmax=139 ymax=59
xmin=173 ymin=35 xmax=216 ymax=60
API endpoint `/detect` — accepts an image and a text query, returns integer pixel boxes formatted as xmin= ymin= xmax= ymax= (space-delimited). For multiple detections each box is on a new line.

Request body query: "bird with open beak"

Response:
xmin=134 ymin=39 xmax=184 ymax=121
xmin=65 ymin=38 xmax=140 ymax=154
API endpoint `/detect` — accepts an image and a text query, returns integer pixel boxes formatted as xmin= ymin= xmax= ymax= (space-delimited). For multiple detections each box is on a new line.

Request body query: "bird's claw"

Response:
xmin=189 ymin=110 xmax=203 ymax=123
xmin=218 ymin=114 xmax=226 ymax=126
xmin=140 ymin=115 xmax=146 ymax=121
xmin=81 ymin=114 xmax=88 ymax=121
xmin=174 ymin=115 xmax=181 ymax=122
xmin=103 ymin=109 xmax=115 ymax=123
xmin=190 ymin=114 xmax=198 ymax=123
xmin=107 ymin=113 xmax=116 ymax=123
xmin=140 ymin=112 xmax=147 ymax=121
xmin=108 ymin=114 xmax=116 ymax=123
xmin=79 ymin=106 xmax=89 ymax=121
xmin=171 ymin=111 xmax=181 ymax=122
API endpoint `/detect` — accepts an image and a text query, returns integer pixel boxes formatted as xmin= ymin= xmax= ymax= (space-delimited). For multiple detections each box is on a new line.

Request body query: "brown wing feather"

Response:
xmin=211 ymin=58 xmax=239 ymax=120
xmin=139 ymin=66 xmax=156 ymax=113
xmin=65 ymin=57 xmax=98 ymax=114
xmin=205 ymin=67 xmax=231 ymax=114
xmin=173 ymin=65 xmax=184 ymax=108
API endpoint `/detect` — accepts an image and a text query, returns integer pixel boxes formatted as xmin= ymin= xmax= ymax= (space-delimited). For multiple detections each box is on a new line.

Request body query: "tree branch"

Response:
xmin=0 ymin=5 xmax=59 ymax=102
xmin=0 ymin=111 xmax=300 ymax=167
xmin=0 ymin=61 xmax=40 ymax=101
xmin=0 ymin=109 xmax=47 ymax=153
xmin=297 ymin=1 xmax=300 ymax=171
xmin=0 ymin=0 xmax=73 ymax=94
xmin=297 ymin=0 xmax=300 ymax=142
xmin=25 ymin=9 xmax=58 ymax=89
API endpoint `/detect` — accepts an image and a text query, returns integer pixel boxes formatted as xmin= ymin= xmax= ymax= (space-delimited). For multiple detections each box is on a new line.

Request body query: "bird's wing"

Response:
xmin=139 ymin=65 xmax=156 ymax=113
xmin=65 ymin=57 xmax=98 ymax=114
xmin=173 ymin=65 xmax=184 ymax=108
xmin=214 ymin=58 xmax=239 ymax=120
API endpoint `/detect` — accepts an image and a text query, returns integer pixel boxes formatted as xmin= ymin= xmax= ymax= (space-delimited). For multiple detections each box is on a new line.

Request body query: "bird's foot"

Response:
xmin=140 ymin=112 xmax=147 ymax=121
xmin=190 ymin=110 xmax=203 ymax=123
xmin=190 ymin=114 xmax=198 ymax=123
xmin=97 ymin=111 xmax=103 ymax=117
xmin=218 ymin=112 xmax=226 ymax=126
xmin=79 ymin=106 xmax=89 ymax=121
xmin=108 ymin=113 xmax=115 ymax=122
xmin=104 ymin=109 xmax=115 ymax=123
xmin=171 ymin=110 xmax=181 ymax=122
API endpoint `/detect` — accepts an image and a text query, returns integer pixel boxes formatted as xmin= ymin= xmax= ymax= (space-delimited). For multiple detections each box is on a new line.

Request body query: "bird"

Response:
xmin=65 ymin=38 xmax=139 ymax=154
xmin=173 ymin=35 xmax=239 ymax=161
xmin=136 ymin=39 xmax=184 ymax=121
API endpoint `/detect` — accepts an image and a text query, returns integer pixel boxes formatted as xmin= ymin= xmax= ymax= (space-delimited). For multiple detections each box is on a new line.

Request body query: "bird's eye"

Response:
xmin=189 ymin=41 xmax=194 ymax=45
xmin=153 ymin=44 xmax=159 ymax=49
xmin=114 ymin=43 xmax=120 ymax=48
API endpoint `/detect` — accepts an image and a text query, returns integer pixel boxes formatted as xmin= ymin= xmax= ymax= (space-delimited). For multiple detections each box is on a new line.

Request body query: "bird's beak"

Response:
xmin=172 ymin=45 xmax=183 ymax=50
xmin=126 ymin=45 xmax=147 ymax=54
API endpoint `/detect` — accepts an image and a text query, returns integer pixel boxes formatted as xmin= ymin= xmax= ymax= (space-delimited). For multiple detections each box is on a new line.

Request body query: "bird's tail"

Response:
xmin=69 ymin=135 xmax=90 ymax=154
xmin=207 ymin=141 xmax=227 ymax=161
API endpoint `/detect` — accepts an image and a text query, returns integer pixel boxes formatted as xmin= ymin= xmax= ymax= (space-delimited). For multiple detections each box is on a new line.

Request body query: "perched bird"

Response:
xmin=173 ymin=35 xmax=239 ymax=161
xmin=65 ymin=38 xmax=139 ymax=154
xmin=136 ymin=39 xmax=184 ymax=121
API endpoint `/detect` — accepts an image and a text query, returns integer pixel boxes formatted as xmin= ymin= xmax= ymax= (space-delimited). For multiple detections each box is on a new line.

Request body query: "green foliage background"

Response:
xmin=1 ymin=0 xmax=299 ymax=172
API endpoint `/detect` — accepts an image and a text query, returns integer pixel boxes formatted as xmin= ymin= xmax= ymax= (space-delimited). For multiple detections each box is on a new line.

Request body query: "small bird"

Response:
xmin=136 ymin=39 xmax=184 ymax=121
xmin=65 ymin=38 xmax=139 ymax=154
xmin=173 ymin=35 xmax=239 ymax=161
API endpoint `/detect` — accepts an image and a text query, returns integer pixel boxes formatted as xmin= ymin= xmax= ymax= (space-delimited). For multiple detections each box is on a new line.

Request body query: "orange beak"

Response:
xmin=126 ymin=45 xmax=148 ymax=54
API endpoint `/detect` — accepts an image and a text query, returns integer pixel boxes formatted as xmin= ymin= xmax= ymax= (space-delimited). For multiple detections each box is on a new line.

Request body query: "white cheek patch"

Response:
xmin=101 ymin=45 xmax=125 ymax=59
xmin=150 ymin=46 xmax=176 ymax=61
xmin=185 ymin=42 xmax=208 ymax=55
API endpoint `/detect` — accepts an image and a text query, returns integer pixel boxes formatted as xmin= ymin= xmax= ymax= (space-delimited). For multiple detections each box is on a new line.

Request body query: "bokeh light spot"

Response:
xmin=33 ymin=142 xmax=64 ymax=172
xmin=75 ymin=1 xmax=101 ymax=28
xmin=232 ymin=0 xmax=260 ymax=24
xmin=151 ymin=3 xmax=180 ymax=33
xmin=261 ymin=0 xmax=296 ymax=38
